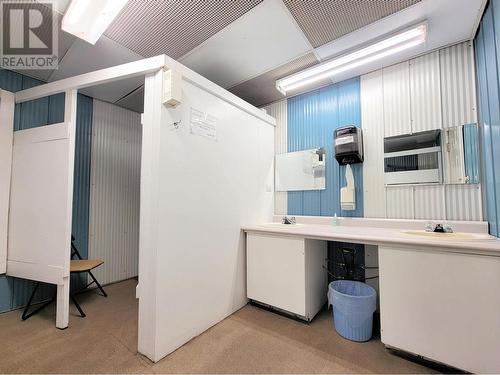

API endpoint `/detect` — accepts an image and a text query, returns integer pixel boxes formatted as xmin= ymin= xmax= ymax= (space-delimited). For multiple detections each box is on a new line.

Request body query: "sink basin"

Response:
xmin=258 ymin=223 xmax=303 ymax=229
xmin=402 ymin=230 xmax=487 ymax=240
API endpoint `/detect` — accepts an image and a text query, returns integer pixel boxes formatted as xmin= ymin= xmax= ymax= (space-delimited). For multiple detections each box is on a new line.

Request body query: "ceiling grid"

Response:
xmin=105 ymin=0 xmax=263 ymax=59
xmin=283 ymin=0 xmax=422 ymax=47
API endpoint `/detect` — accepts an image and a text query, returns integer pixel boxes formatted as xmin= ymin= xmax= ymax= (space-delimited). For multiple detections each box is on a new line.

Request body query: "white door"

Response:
xmin=0 ymin=90 xmax=15 ymax=274
xmin=6 ymin=90 xmax=77 ymax=328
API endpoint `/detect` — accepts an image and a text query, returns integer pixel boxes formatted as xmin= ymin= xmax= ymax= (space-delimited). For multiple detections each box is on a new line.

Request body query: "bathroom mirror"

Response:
xmin=442 ymin=124 xmax=480 ymax=184
xmin=275 ymin=148 xmax=326 ymax=191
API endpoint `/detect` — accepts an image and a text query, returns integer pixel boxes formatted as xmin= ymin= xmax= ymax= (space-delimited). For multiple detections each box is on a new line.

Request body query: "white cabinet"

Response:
xmin=379 ymin=246 xmax=500 ymax=373
xmin=246 ymin=233 xmax=327 ymax=321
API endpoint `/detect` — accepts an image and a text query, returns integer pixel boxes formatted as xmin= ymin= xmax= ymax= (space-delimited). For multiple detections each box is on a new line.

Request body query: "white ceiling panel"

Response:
xmin=10 ymin=2 xmax=76 ymax=82
xmin=49 ymin=35 xmax=144 ymax=103
xmin=315 ymin=0 xmax=485 ymax=64
xmin=179 ymin=0 xmax=313 ymax=89
xmin=105 ymin=0 xmax=262 ymax=59
xmin=38 ymin=0 xmax=71 ymax=14
xmin=115 ymin=85 xmax=144 ymax=114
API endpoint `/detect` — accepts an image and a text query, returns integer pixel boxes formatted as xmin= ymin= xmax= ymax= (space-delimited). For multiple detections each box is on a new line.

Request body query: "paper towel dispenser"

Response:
xmin=334 ymin=126 xmax=363 ymax=165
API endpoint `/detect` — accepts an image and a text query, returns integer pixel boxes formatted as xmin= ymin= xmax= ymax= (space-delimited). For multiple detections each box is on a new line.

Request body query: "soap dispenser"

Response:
xmin=332 ymin=213 xmax=339 ymax=226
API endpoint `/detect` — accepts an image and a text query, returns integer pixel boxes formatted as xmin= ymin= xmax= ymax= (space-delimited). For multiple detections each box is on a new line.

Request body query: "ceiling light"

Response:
xmin=276 ymin=23 xmax=427 ymax=95
xmin=62 ymin=0 xmax=129 ymax=45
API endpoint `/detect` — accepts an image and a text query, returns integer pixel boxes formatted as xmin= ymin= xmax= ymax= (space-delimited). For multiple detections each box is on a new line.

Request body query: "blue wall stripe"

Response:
xmin=287 ymin=77 xmax=363 ymax=217
xmin=463 ymin=124 xmax=480 ymax=184
xmin=0 ymin=69 xmax=93 ymax=312
xmin=475 ymin=0 xmax=500 ymax=237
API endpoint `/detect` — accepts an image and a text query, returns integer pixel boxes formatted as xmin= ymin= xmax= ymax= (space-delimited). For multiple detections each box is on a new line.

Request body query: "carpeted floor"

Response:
xmin=0 ymin=279 xmax=437 ymax=373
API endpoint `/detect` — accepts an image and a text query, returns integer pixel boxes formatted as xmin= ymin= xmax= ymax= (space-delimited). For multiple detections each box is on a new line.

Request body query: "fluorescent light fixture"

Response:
xmin=62 ymin=0 xmax=129 ymax=45
xmin=276 ymin=23 xmax=427 ymax=95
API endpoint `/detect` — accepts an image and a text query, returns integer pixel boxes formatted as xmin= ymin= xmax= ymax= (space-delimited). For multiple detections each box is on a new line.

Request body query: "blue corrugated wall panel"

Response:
xmin=0 ymin=277 xmax=13 ymax=313
xmin=287 ymin=77 xmax=363 ymax=217
xmin=464 ymin=124 xmax=480 ymax=184
xmin=475 ymin=18 xmax=496 ymax=235
xmin=475 ymin=0 xmax=500 ymax=237
xmin=0 ymin=69 xmax=93 ymax=312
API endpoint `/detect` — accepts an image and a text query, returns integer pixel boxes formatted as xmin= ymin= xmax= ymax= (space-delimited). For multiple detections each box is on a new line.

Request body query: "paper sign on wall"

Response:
xmin=190 ymin=108 xmax=217 ymax=141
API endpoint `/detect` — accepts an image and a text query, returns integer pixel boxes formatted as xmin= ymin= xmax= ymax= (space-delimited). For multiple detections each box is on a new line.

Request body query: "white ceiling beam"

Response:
xmin=15 ymin=55 xmax=167 ymax=103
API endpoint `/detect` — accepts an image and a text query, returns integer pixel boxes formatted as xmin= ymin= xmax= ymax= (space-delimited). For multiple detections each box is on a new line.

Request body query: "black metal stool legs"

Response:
xmin=70 ymin=294 xmax=86 ymax=318
xmin=21 ymin=282 xmax=56 ymax=321
xmin=88 ymin=270 xmax=107 ymax=297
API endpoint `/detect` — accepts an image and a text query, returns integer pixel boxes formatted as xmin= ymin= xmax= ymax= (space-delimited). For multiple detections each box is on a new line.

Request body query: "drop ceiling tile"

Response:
xmin=105 ymin=0 xmax=262 ymax=59
xmin=316 ymin=0 xmax=485 ymax=64
xmin=229 ymin=53 xmax=319 ymax=107
xmin=8 ymin=2 xmax=76 ymax=82
xmin=179 ymin=0 xmax=313 ymax=89
xmin=37 ymin=0 xmax=71 ymax=14
xmin=284 ymin=0 xmax=421 ymax=47
xmin=115 ymin=85 xmax=144 ymax=113
xmin=50 ymin=35 xmax=144 ymax=103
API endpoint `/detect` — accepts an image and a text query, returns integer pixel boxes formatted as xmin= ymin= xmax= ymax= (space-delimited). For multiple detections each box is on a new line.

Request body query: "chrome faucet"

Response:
xmin=425 ymin=221 xmax=453 ymax=233
xmin=282 ymin=216 xmax=296 ymax=225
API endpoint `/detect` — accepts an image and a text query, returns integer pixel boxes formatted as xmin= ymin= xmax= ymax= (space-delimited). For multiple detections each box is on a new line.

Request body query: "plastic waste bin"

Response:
xmin=327 ymin=280 xmax=377 ymax=342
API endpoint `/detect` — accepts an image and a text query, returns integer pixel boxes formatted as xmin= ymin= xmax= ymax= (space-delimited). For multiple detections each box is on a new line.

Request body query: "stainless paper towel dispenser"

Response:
xmin=334 ymin=126 xmax=363 ymax=165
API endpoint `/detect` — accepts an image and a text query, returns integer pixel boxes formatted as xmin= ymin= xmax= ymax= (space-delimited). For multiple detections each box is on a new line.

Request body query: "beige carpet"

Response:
xmin=0 ymin=279 xmax=437 ymax=374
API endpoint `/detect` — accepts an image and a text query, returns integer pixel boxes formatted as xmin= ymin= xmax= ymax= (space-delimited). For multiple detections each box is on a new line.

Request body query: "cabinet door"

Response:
xmin=379 ymin=246 xmax=500 ymax=373
xmin=247 ymin=233 xmax=306 ymax=316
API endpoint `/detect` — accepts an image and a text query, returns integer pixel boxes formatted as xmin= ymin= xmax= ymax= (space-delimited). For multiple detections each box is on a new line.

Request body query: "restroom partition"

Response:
xmin=6 ymin=55 xmax=275 ymax=362
xmin=0 ymin=90 xmax=15 ymax=275
xmin=6 ymin=91 xmax=77 ymax=328
xmin=5 ymin=57 xmax=166 ymax=330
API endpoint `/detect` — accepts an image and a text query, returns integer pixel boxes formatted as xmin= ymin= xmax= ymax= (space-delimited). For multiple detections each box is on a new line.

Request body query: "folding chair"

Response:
xmin=22 ymin=236 xmax=107 ymax=320
xmin=69 ymin=236 xmax=107 ymax=317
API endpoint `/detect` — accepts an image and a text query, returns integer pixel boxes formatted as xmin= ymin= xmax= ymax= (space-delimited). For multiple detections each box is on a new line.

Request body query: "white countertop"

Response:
xmin=242 ymin=222 xmax=500 ymax=256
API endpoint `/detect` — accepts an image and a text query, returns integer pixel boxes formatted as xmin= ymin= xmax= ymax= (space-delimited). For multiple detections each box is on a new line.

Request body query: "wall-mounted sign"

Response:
xmin=190 ymin=107 xmax=217 ymax=141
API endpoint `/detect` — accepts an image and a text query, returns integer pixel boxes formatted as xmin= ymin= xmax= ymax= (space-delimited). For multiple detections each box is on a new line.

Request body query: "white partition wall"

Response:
xmin=89 ymin=100 xmax=141 ymax=285
xmin=0 ymin=90 xmax=15 ymax=274
xmin=139 ymin=64 xmax=275 ymax=361
xmin=7 ymin=91 xmax=77 ymax=328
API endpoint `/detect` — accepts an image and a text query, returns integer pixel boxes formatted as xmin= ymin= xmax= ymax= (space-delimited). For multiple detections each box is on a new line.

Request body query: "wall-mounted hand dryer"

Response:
xmin=334 ymin=126 xmax=363 ymax=165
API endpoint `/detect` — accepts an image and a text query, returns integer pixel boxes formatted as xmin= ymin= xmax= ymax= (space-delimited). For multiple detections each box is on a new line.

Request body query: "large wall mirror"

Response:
xmin=442 ymin=124 xmax=480 ymax=184
xmin=383 ymin=124 xmax=480 ymax=185
xmin=275 ymin=148 xmax=326 ymax=191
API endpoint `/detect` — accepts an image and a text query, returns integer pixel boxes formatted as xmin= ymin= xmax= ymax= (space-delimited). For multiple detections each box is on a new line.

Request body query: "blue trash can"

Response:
xmin=327 ymin=280 xmax=377 ymax=342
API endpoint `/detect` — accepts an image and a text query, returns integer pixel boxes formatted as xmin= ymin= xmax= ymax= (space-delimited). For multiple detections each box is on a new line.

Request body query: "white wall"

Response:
xmin=263 ymin=99 xmax=287 ymax=215
xmin=139 ymin=66 xmax=275 ymax=362
xmin=270 ymin=42 xmax=481 ymax=221
xmin=0 ymin=90 xmax=15 ymax=274
xmin=362 ymin=41 xmax=482 ymax=221
xmin=88 ymin=100 xmax=142 ymax=285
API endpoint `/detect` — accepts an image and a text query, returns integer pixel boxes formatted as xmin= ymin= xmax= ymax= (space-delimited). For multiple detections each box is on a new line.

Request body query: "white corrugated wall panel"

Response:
xmin=88 ymin=100 xmax=141 ymax=285
xmin=440 ymin=42 xmax=477 ymax=128
xmin=263 ymin=100 xmax=287 ymax=215
xmin=445 ymin=184 xmax=482 ymax=221
xmin=414 ymin=185 xmax=446 ymax=220
xmin=361 ymin=70 xmax=386 ymax=218
xmin=386 ymin=186 xmax=414 ymax=219
xmin=383 ymin=61 xmax=411 ymax=137
xmin=409 ymin=51 xmax=442 ymax=132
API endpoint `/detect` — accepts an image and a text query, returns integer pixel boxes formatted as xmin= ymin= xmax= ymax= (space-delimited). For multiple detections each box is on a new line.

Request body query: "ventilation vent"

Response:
xmin=283 ymin=0 xmax=422 ymax=47
xmin=105 ymin=0 xmax=262 ymax=59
